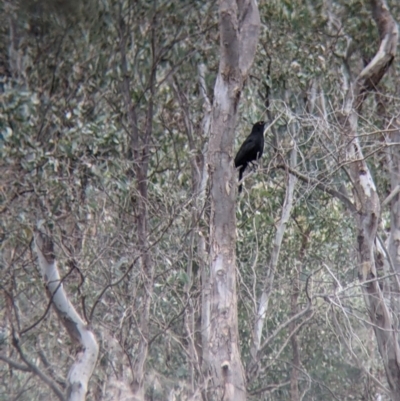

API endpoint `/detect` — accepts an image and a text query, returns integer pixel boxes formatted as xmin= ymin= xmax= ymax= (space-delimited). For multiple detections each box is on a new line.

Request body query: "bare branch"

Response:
xmin=12 ymin=333 xmax=65 ymax=401
xmin=260 ymin=303 xmax=313 ymax=352
xmin=382 ymin=184 xmax=400 ymax=207
xmin=0 ymin=354 xmax=30 ymax=372
xmin=276 ymin=164 xmax=357 ymax=213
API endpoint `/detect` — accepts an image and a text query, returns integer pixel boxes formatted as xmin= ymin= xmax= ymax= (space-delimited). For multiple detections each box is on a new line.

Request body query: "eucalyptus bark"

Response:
xmin=340 ymin=1 xmax=399 ymax=398
xmin=34 ymin=229 xmax=99 ymax=401
xmin=198 ymin=64 xmax=212 ymax=383
xmin=207 ymin=1 xmax=260 ymax=400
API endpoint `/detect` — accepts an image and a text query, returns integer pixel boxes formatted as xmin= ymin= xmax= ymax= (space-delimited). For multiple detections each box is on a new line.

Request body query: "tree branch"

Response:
xmin=12 ymin=333 xmax=65 ymax=401
xmin=0 ymin=354 xmax=30 ymax=372
xmin=276 ymin=164 xmax=357 ymax=213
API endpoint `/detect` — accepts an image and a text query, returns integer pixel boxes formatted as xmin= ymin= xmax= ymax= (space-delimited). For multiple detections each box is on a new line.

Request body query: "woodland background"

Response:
xmin=1 ymin=0 xmax=400 ymax=400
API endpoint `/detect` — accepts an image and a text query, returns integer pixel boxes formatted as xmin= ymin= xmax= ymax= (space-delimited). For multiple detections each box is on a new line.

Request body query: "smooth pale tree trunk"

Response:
xmin=340 ymin=1 xmax=400 ymax=398
xmin=206 ymin=1 xmax=260 ymax=400
xmin=198 ymin=64 xmax=212 ymax=389
xmin=34 ymin=229 xmax=99 ymax=401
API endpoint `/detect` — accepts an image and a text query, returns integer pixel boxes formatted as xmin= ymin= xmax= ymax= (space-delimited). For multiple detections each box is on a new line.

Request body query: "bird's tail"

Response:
xmin=238 ymin=168 xmax=244 ymax=193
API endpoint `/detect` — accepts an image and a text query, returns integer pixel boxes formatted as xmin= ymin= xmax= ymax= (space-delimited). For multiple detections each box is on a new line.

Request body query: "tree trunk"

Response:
xmin=198 ymin=64 xmax=212 ymax=394
xmin=387 ymin=125 xmax=400 ymax=317
xmin=119 ymin=12 xmax=155 ymax=397
xmin=290 ymin=224 xmax=309 ymax=401
xmin=289 ymin=264 xmax=300 ymax=401
xmin=340 ymin=1 xmax=400 ymax=398
xmin=207 ymin=1 xmax=260 ymax=400
xmin=34 ymin=229 xmax=99 ymax=401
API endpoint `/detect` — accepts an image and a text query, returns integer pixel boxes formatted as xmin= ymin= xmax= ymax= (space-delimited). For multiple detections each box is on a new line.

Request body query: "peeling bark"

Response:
xmin=207 ymin=1 xmax=260 ymax=400
xmin=198 ymin=64 xmax=212 ymax=382
xmin=34 ymin=229 xmax=99 ymax=401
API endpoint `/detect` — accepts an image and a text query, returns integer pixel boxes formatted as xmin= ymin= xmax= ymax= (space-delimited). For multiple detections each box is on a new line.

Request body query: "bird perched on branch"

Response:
xmin=234 ymin=121 xmax=265 ymax=193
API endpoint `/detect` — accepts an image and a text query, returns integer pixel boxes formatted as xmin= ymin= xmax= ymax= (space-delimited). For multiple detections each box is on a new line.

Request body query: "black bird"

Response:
xmin=234 ymin=121 xmax=265 ymax=193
